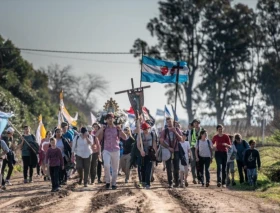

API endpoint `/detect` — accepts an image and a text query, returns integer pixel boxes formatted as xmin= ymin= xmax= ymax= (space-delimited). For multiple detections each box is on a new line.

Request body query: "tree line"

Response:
xmin=130 ymin=0 xmax=280 ymax=126
xmin=0 ymin=35 xmax=107 ymax=129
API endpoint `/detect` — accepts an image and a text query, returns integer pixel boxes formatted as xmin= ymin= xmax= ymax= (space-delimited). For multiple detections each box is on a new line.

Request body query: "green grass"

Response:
xmin=210 ymin=147 xmax=280 ymax=203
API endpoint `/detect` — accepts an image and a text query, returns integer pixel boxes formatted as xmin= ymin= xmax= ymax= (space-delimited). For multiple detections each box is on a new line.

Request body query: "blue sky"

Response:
xmin=0 ymin=0 xmax=258 ymax=124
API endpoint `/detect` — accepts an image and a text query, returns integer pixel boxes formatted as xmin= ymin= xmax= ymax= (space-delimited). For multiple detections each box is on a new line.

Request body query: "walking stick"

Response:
xmin=8 ymin=121 xmax=37 ymax=154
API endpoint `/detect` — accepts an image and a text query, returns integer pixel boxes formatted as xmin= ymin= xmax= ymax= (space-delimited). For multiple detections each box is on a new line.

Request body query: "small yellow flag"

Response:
xmin=59 ymin=90 xmax=63 ymax=100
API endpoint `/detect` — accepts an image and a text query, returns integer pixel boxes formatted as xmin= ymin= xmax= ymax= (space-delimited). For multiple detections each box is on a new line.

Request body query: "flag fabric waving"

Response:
xmin=156 ymin=109 xmax=165 ymax=117
xmin=58 ymin=91 xmax=78 ymax=127
xmin=163 ymin=105 xmax=172 ymax=127
xmin=0 ymin=111 xmax=14 ymax=136
xmin=171 ymin=104 xmax=179 ymax=122
xmin=141 ymin=56 xmax=188 ymax=83
xmin=90 ymin=112 xmax=97 ymax=125
xmin=36 ymin=115 xmax=47 ymax=146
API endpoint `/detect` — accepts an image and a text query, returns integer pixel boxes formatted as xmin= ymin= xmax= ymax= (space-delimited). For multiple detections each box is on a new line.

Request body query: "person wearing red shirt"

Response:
xmin=212 ymin=124 xmax=231 ymax=187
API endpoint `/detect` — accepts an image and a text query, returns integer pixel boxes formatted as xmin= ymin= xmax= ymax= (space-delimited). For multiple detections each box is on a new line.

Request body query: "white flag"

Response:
xmin=90 ymin=112 xmax=97 ymax=125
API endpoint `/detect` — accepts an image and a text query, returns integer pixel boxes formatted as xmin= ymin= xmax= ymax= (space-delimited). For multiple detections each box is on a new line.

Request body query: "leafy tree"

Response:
xmin=257 ymin=0 xmax=280 ymax=121
xmin=199 ymin=1 xmax=254 ymax=124
xmin=131 ymin=0 xmax=208 ymax=121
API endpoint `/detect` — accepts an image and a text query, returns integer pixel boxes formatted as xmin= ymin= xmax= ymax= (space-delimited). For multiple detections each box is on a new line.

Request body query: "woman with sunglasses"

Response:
xmin=120 ymin=127 xmax=135 ymax=183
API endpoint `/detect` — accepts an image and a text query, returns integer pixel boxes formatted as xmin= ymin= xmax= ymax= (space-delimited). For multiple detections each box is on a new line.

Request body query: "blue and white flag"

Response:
xmin=141 ymin=56 xmax=188 ymax=83
xmin=171 ymin=104 xmax=179 ymax=122
xmin=163 ymin=105 xmax=172 ymax=127
xmin=0 ymin=111 xmax=14 ymax=136
xmin=156 ymin=109 xmax=165 ymax=117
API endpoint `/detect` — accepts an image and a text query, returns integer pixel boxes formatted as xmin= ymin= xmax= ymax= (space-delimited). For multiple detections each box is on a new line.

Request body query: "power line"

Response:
xmin=23 ymin=51 xmax=139 ymax=65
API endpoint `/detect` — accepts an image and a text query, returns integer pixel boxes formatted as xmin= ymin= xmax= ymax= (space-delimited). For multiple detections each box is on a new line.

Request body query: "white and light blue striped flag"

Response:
xmin=141 ymin=56 xmax=188 ymax=83
xmin=156 ymin=109 xmax=165 ymax=117
xmin=0 ymin=111 xmax=14 ymax=136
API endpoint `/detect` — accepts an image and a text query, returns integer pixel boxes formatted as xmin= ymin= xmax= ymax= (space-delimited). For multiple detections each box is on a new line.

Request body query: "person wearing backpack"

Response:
xmin=212 ymin=124 xmax=231 ymax=188
xmin=0 ymin=139 xmax=10 ymax=192
xmin=95 ymin=113 xmax=127 ymax=190
xmin=137 ymin=122 xmax=157 ymax=189
xmin=195 ymin=130 xmax=213 ymax=187
xmin=18 ymin=125 xmax=38 ymax=184
xmin=188 ymin=119 xmax=203 ymax=184
xmin=160 ymin=117 xmax=183 ymax=188
xmin=72 ymin=127 xmax=93 ymax=187
xmin=1 ymin=127 xmax=16 ymax=188
xmin=234 ymin=133 xmax=249 ymax=184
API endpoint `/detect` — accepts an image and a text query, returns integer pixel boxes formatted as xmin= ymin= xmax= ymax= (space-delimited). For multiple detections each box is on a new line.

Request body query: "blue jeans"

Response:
xmin=50 ymin=166 xmax=60 ymax=190
xmin=137 ymin=156 xmax=152 ymax=186
xmin=215 ymin=151 xmax=227 ymax=184
xmin=247 ymin=168 xmax=257 ymax=186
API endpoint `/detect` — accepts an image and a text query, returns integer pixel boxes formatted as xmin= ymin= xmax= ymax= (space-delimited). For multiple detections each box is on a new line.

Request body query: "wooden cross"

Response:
xmin=115 ymin=78 xmax=150 ymax=95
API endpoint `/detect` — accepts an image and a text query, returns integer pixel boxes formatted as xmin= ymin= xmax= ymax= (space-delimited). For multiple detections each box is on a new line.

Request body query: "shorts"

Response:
xmin=227 ymin=161 xmax=235 ymax=173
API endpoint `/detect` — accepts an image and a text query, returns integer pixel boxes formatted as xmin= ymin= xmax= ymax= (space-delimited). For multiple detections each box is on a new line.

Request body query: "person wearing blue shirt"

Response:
xmin=233 ymin=134 xmax=249 ymax=184
xmin=61 ymin=122 xmax=74 ymax=144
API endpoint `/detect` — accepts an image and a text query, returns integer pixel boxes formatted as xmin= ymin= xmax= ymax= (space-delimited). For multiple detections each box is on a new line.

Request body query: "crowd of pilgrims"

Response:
xmin=0 ymin=113 xmax=261 ymax=192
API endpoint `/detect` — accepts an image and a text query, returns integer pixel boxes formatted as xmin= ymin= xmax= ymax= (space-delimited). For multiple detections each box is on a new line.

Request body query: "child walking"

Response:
xmin=179 ymin=133 xmax=191 ymax=188
xmin=46 ymin=138 xmax=64 ymax=192
xmin=226 ymin=135 xmax=237 ymax=186
xmin=244 ymin=140 xmax=261 ymax=187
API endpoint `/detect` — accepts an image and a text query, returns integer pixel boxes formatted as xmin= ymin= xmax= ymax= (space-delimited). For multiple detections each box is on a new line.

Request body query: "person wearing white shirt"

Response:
xmin=72 ymin=127 xmax=93 ymax=187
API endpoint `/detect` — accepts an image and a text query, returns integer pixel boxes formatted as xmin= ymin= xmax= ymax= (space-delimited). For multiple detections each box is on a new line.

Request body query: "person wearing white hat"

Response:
xmin=1 ymin=127 xmax=16 ymax=188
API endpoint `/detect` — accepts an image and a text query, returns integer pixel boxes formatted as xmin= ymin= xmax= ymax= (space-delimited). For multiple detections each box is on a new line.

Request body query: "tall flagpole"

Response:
xmin=140 ymin=45 xmax=144 ymax=88
xmin=174 ymin=61 xmax=180 ymax=125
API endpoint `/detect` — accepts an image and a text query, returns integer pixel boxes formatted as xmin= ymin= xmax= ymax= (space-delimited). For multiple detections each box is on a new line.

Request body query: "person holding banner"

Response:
xmin=160 ymin=117 xmax=183 ymax=188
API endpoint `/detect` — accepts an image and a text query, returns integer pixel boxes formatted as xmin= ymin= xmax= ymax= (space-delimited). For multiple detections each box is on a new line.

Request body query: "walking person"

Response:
xmin=0 ymin=139 xmax=9 ymax=192
xmin=226 ymin=135 xmax=237 ymax=186
xmin=120 ymin=127 xmax=135 ymax=183
xmin=39 ymin=131 xmax=52 ymax=181
xmin=92 ymin=122 xmax=103 ymax=183
xmin=18 ymin=125 xmax=38 ymax=183
xmin=1 ymin=127 xmax=16 ymax=187
xmin=234 ymin=133 xmax=249 ymax=184
xmin=54 ymin=128 xmax=72 ymax=185
xmin=46 ymin=137 xmax=64 ymax=192
xmin=212 ymin=124 xmax=231 ymax=187
xmin=137 ymin=122 xmax=157 ymax=189
xmin=195 ymin=130 xmax=213 ymax=187
xmin=188 ymin=119 xmax=203 ymax=184
xmin=244 ymin=140 xmax=261 ymax=187
xmin=95 ymin=113 xmax=127 ymax=190
xmin=179 ymin=132 xmax=191 ymax=188
xmin=160 ymin=117 xmax=183 ymax=188
xmin=72 ymin=127 xmax=93 ymax=187
xmin=89 ymin=127 xmax=101 ymax=185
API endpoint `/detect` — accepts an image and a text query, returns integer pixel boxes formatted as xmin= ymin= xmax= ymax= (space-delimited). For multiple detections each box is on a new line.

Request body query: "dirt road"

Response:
xmin=1 ymin=165 xmax=280 ymax=213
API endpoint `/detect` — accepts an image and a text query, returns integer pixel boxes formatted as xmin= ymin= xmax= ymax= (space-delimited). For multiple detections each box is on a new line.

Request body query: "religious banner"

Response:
xmin=127 ymin=88 xmax=144 ymax=117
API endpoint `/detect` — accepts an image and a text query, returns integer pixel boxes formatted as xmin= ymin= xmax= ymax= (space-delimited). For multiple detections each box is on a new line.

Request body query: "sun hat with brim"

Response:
xmin=6 ymin=127 xmax=15 ymax=133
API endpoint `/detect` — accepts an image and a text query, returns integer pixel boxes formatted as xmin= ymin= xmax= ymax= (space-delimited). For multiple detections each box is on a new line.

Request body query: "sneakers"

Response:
xmin=24 ymin=179 xmax=28 ymax=184
xmin=5 ymin=180 xmax=12 ymax=186
xmin=146 ymin=185 xmax=150 ymax=190
xmin=136 ymin=183 xmax=143 ymax=189
xmin=217 ymin=182 xmax=222 ymax=187
xmin=29 ymin=178 xmax=33 ymax=183
xmin=185 ymin=182 xmax=189 ymax=187
xmin=193 ymin=180 xmax=197 ymax=184
xmin=168 ymin=184 xmax=173 ymax=188
xmin=112 ymin=185 xmax=117 ymax=190
xmin=105 ymin=183 xmax=110 ymax=190
xmin=206 ymin=182 xmax=210 ymax=187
